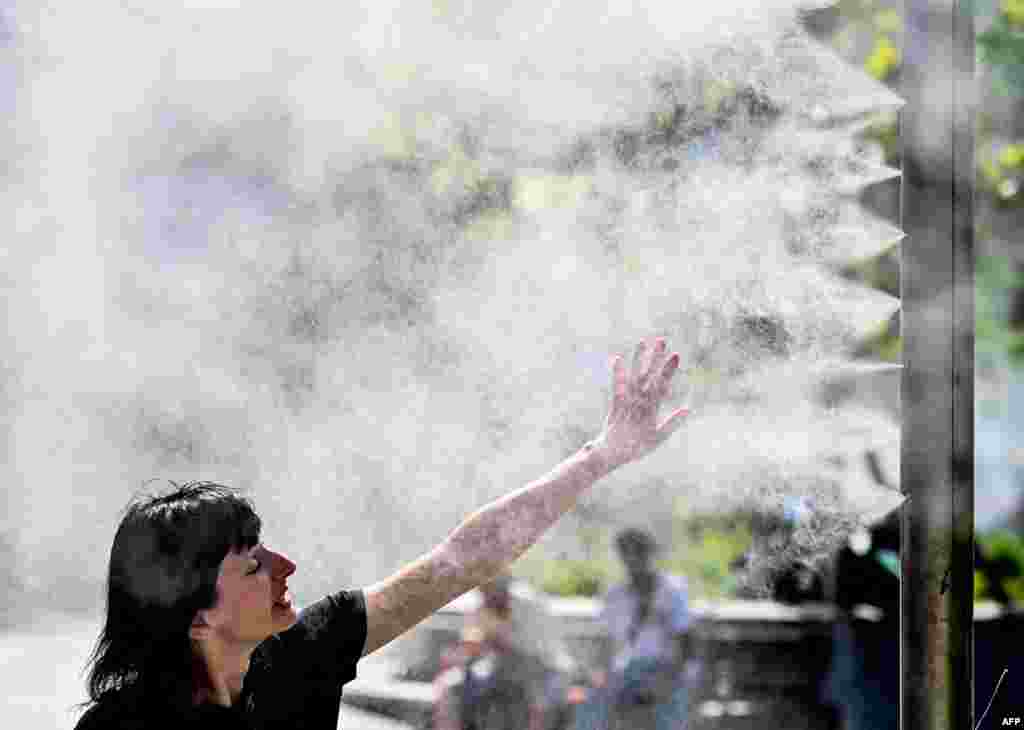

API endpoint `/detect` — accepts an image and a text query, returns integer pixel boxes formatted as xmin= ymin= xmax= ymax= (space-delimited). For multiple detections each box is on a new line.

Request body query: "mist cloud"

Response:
xmin=3 ymin=0 xmax=905 ymax=610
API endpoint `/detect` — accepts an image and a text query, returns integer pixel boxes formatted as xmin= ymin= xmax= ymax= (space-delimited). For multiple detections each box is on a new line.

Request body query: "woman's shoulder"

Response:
xmin=72 ymin=690 xmax=189 ymax=730
xmin=73 ymin=693 xmax=140 ymax=730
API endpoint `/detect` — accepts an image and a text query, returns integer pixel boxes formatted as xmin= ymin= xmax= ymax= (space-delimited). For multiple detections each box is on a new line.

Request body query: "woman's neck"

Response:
xmin=192 ymin=642 xmax=251 ymax=707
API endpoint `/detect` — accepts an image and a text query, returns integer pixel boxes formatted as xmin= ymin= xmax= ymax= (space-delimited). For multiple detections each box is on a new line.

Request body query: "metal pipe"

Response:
xmin=899 ymin=1 xmax=975 ymax=729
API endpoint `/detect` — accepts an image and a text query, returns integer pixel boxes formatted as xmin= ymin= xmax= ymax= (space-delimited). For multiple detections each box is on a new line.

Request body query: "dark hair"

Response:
xmin=78 ymin=481 xmax=261 ymax=714
xmin=614 ymin=527 xmax=658 ymax=557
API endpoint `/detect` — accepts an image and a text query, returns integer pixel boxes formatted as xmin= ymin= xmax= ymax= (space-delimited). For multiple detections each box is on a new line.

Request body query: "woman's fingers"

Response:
xmin=631 ymin=340 xmax=648 ymax=387
xmin=630 ymin=337 xmax=667 ymax=392
xmin=657 ymin=406 xmax=691 ymax=442
xmin=611 ymin=354 xmax=628 ymax=408
xmin=653 ymin=352 xmax=681 ymax=400
xmin=643 ymin=338 xmax=668 ymax=390
xmin=621 ymin=338 xmax=680 ymax=398
xmin=662 ymin=352 xmax=681 ymax=379
xmin=603 ymin=340 xmax=691 ymax=463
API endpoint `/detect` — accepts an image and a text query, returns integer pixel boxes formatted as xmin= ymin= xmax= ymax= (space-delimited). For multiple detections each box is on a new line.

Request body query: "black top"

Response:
xmin=74 ymin=589 xmax=367 ymax=730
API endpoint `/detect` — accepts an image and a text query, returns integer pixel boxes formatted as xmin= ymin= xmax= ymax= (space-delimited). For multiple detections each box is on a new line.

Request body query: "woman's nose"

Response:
xmin=267 ymin=548 xmax=296 ymax=578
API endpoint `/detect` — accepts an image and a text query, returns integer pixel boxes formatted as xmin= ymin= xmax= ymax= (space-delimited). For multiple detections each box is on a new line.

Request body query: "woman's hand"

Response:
xmin=591 ymin=337 xmax=689 ymax=471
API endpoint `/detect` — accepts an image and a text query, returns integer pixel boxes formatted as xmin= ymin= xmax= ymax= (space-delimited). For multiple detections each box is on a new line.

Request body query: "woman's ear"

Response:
xmin=189 ymin=610 xmax=212 ymax=642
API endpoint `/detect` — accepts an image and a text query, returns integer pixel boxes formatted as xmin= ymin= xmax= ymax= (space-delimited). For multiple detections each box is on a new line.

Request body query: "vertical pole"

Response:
xmin=900 ymin=1 xmax=974 ymax=729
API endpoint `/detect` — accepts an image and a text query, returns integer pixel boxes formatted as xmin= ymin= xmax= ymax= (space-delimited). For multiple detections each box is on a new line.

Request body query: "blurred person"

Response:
xmin=771 ymin=559 xmax=826 ymax=605
xmin=433 ymin=576 xmax=550 ymax=730
xmin=725 ymin=551 xmax=759 ymax=599
xmin=579 ymin=527 xmax=693 ymax=730
xmin=825 ymin=515 xmax=1023 ymax=730
xmin=822 ymin=512 xmax=899 ymax=730
xmin=73 ymin=337 xmax=690 ymax=730
xmin=974 ymin=537 xmax=1024 ymax=730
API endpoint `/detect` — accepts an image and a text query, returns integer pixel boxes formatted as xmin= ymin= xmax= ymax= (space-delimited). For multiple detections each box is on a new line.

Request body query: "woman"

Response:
xmin=74 ymin=337 xmax=690 ymax=729
xmin=75 ymin=482 xmax=367 ymax=729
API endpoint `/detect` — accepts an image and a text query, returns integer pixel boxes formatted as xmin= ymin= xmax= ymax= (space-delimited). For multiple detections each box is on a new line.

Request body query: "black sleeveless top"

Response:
xmin=74 ymin=589 xmax=367 ymax=730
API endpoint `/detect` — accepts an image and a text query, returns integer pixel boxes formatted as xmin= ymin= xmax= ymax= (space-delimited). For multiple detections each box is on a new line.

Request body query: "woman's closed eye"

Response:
xmin=248 ymin=560 xmax=262 ymax=575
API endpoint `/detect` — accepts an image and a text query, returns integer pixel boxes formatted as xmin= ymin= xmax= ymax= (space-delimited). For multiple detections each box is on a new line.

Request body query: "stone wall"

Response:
xmin=345 ymin=590 xmax=1023 ymax=730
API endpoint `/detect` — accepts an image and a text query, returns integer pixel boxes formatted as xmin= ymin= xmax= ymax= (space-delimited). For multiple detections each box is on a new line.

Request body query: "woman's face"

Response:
xmin=200 ymin=543 xmax=298 ymax=645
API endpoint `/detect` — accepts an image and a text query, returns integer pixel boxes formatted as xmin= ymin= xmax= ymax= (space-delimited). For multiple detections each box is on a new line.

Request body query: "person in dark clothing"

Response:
xmin=823 ymin=513 xmax=900 ymax=730
xmin=73 ymin=337 xmax=692 ymax=729
xmin=771 ymin=560 xmax=826 ymax=605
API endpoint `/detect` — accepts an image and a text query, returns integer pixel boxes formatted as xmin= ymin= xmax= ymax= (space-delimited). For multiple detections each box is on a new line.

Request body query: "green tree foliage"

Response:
xmin=978 ymin=253 xmax=1024 ymax=370
xmin=515 ymin=514 xmax=752 ymax=599
xmin=975 ymin=528 xmax=1024 ymax=602
xmin=536 ymin=559 xmax=612 ymax=598
xmin=979 ymin=1 xmax=1024 ymax=97
xmin=657 ymin=515 xmax=753 ymax=600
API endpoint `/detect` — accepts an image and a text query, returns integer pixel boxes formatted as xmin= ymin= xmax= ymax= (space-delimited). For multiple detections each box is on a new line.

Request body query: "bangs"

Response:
xmin=218 ymin=497 xmax=262 ymax=554
xmin=172 ymin=482 xmax=262 ymax=559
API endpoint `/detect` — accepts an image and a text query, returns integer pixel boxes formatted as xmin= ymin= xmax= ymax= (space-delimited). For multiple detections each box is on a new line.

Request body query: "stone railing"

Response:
xmin=687 ymin=601 xmax=836 ymax=730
